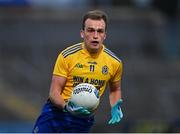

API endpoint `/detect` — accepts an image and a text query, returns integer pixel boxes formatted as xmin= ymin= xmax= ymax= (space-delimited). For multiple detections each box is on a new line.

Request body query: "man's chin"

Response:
xmin=89 ymin=47 xmax=100 ymax=54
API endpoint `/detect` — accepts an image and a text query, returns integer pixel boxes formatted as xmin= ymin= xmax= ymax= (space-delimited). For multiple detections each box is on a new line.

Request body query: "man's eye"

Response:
xmin=86 ymin=28 xmax=105 ymax=34
xmin=87 ymin=29 xmax=95 ymax=33
xmin=97 ymin=29 xmax=105 ymax=33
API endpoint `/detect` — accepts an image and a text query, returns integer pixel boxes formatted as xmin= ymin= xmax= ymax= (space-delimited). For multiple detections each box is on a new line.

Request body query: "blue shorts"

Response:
xmin=32 ymin=99 xmax=94 ymax=133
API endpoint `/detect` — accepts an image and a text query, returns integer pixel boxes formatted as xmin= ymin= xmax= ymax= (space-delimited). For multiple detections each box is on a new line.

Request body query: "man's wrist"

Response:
xmin=62 ymin=103 xmax=66 ymax=109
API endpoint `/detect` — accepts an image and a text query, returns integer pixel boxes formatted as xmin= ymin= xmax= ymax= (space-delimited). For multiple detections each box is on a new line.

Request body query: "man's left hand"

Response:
xmin=108 ymin=99 xmax=123 ymax=125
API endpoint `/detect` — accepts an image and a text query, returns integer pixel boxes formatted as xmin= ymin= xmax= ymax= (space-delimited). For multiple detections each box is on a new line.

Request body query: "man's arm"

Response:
xmin=49 ymin=75 xmax=90 ymax=115
xmin=108 ymin=80 xmax=123 ymax=124
xmin=109 ymin=80 xmax=122 ymax=106
xmin=49 ymin=75 xmax=67 ymax=109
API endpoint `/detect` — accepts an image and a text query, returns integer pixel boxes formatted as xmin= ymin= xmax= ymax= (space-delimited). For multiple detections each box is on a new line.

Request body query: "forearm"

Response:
xmin=109 ymin=87 xmax=122 ymax=106
xmin=108 ymin=82 xmax=123 ymax=124
xmin=49 ymin=75 xmax=67 ymax=109
xmin=49 ymin=89 xmax=66 ymax=109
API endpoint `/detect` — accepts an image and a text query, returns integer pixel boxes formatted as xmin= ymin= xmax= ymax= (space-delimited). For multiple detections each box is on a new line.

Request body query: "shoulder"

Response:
xmin=61 ymin=43 xmax=82 ymax=58
xmin=103 ymin=47 xmax=122 ymax=63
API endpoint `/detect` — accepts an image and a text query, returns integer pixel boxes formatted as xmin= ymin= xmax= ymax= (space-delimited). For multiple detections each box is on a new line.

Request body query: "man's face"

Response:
xmin=80 ymin=18 xmax=106 ymax=53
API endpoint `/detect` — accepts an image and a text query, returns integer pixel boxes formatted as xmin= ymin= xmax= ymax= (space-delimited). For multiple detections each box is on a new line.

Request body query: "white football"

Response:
xmin=70 ymin=83 xmax=100 ymax=113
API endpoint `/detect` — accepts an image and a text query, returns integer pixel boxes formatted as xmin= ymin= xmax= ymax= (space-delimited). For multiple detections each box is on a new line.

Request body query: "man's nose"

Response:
xmin=93 ymin=31 xmax=98 ymax=38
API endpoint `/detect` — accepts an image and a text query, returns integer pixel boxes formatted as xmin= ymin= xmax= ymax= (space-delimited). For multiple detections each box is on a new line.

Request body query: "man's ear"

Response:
xmin=80 ymin=30 xmax=84 ymax=38
xmin=104 ymin=33 xmax=106 ymax=40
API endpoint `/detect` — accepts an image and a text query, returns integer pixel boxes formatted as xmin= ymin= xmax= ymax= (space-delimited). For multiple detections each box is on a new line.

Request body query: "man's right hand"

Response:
xmin=64 ymin=101 xmax=91 ymax=115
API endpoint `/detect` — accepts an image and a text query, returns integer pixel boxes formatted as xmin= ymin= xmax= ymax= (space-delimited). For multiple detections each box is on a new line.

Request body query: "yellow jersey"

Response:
xmin=53 ymin=42 xmax=123 ymax=101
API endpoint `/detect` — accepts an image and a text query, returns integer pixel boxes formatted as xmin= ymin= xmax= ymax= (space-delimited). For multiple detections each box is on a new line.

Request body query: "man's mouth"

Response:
xmin=91 ymin=41 xmax=99 ymax=45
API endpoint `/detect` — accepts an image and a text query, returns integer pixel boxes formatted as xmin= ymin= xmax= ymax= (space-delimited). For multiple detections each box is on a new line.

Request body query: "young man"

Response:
xmin=33 ymin=10 xmax=123 ymax=133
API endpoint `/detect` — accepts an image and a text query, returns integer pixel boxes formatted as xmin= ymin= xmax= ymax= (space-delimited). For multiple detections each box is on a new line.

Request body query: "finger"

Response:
xmin=111 ymin=116 xmax=118 ymax=124
xmin=108 ymin=119 xmax=113 ymax=124
xmin=80 ymin=109 xmax=90 ymax=114
xmin=120 ymin=110 xmax=123 ymax=118
xmin=116 ymin=115 xmax=120 ymax=123
xmin=109 ymin=116 xmax=116 ymax=124
xmin=76 ymin=107 xmax=91 ymax=114
xmin=112 ymin=113 xmax=121 ymax=124
xmin=108 ymin=116 xmax=115 ymax=124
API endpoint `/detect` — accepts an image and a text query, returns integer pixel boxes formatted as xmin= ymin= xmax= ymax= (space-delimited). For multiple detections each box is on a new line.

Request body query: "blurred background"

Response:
xmin=0 ymin=0 xmax=180 ymax=132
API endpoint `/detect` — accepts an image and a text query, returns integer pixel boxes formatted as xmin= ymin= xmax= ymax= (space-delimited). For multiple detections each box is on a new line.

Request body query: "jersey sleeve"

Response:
xmin=110 ymin=61 xmax=123 ymax=83
xmin=53 ymin=53 xmax=68 ymax=77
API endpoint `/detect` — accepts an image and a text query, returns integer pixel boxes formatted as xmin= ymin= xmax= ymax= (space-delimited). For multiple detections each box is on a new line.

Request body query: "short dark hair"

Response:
xmin=82 ymin=10 xmax=108 ymax=30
